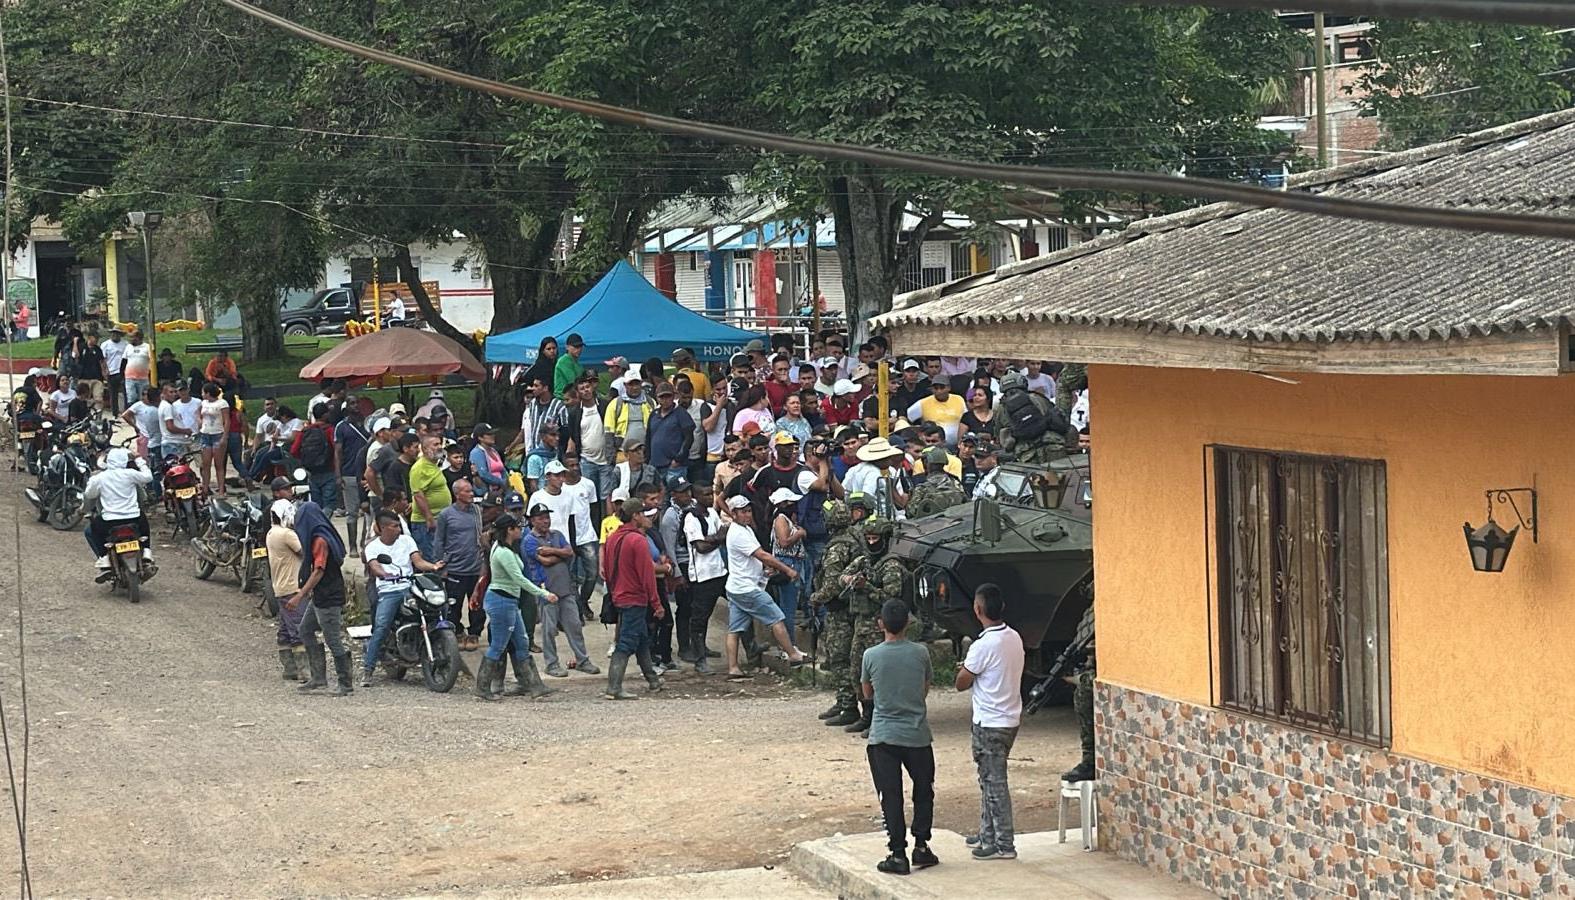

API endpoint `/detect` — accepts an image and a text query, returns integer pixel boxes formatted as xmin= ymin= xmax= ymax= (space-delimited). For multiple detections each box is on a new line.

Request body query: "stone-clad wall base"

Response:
xmin=1094 ymin=682 xmax=1575 ymax=898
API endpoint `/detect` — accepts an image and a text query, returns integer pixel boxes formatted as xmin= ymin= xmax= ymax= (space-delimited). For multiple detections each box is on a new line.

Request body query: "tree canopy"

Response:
xmin=1358 ymin=21 xmax=1575 ymax=149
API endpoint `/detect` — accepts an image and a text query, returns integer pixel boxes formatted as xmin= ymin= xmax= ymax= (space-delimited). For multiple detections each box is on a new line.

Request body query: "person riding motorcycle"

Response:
xmin=83 ymin=447 xmax=154 ymax=572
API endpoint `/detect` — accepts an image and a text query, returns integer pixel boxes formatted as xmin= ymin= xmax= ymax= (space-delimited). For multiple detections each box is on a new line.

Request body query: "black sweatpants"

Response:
xmin=867 ymin=743 xmax=936 ymax=853
xmin=689 ymin=577 xmax=724 ymax=654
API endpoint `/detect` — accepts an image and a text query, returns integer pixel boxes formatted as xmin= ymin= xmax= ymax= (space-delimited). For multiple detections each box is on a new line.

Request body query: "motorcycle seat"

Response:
xmin=210 ymin=498 xmax=237 ymax=522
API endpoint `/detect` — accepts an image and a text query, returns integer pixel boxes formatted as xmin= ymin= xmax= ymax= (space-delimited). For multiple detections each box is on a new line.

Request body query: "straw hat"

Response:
xmin=856 ymin=437 xmax=903 ymax=462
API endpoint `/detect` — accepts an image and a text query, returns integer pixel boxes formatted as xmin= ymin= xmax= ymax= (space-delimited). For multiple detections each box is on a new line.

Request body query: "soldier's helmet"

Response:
xmin=1000 ymin=370 xmax=1029 ymax=392
xmin=863 ymin=518 xmax=897 ymax=540
xmin=823 ymin=498 xmax=851 ymax=532
xmin=846 ymin=492 xmax=877 ymax=516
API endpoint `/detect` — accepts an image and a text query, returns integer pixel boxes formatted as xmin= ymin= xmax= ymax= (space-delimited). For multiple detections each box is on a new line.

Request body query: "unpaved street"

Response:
xmin=0 ymin=472 xmax=1082 ymax=897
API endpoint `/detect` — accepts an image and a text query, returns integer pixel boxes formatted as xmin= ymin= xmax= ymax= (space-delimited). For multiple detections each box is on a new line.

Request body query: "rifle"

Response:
xmin=1025 ymin=629 xmax=1093 ymax=715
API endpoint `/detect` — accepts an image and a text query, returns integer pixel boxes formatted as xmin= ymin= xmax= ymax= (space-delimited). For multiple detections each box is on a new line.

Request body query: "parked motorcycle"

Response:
xmin=25 ymin=425 xmax=92 ymax=530
xmin=365 ymin=559 xmax=460 ymax=693
xmin=98 ymin=519 xmax=157 ymax=603
xmin=162 ymin=451 xmax=208 ymax=537
xmin=192 ymin=493 xmax=266 ymax=593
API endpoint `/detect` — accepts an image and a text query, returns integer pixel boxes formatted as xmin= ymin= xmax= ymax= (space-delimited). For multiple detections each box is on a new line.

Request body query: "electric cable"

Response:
xmin=213 ymin=0 xmax=1575 ymax=241
xmin=1173 ymin=0 xmax=1575 ymax=28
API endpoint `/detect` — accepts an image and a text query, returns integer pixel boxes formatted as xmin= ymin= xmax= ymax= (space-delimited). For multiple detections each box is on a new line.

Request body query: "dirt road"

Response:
xmin=0 ymin=474 xmax=1082 ymax=897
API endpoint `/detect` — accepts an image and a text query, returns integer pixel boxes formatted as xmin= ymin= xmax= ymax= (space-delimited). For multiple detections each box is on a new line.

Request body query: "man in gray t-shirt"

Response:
xmin=859 ymin=599 xmax=940 ymax=876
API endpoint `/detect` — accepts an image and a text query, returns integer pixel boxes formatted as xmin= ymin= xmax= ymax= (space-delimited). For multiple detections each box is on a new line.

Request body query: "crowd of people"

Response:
xmin=22 ymin=319 xmax=1097 ymax=876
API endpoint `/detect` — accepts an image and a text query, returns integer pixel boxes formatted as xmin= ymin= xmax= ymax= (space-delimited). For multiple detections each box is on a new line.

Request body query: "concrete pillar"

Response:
xmin=104 ymin=238 xmax=122 ymax=323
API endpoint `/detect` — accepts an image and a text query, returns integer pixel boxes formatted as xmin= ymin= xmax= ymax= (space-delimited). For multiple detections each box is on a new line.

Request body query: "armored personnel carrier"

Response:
xmin=891 ymin=456 xmax=1092 ymax=693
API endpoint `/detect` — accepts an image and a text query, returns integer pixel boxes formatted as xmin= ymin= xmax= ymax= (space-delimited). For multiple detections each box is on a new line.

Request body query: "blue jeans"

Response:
xmin=614 ymin=604 xmax=651 ymax=656
xmin=774 ymin=556 xmax=809 ymax=644
xmin=363 ymin=590 xmax=403 ymax=672
xmin=226 ymin=433 xmax=244 ymax=474
xmin=308 ymin=471 xmax=338 ymax=511
xmin=409 ymin=521 xmax=434 ymax=560
xmin=248 ymin=446 xmax=284 ymax=482
xmin=124 ymin=378 xmax=148 ymax=408
xmin=483 ymin=590 xmax=528 ymax=662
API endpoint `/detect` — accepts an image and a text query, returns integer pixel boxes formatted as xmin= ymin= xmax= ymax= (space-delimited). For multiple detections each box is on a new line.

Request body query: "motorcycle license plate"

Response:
xmin=113 ymin=540 xmax=141 ymax=554
xmin=175 ymin=487 xmax=197 ymax=499
xmin=251 ymin=548 xmax=267 ymax=559
xmin=17 ymin=432 xmax=33 ymax=440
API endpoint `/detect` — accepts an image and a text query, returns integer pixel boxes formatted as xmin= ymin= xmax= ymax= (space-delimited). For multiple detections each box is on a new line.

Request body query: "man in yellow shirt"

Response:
xmin=407 ymin=435 xmax=453 ymax=560
xmin=906 ymin=380 xmax=966 ymax=447
xmin=910 ymin=425 xmax=962 ymax=479
xmin=672 ymin=347 xmax=711 ymax=401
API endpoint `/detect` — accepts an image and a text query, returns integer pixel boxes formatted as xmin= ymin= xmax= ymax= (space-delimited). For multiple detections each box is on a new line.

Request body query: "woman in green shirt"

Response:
xmin=476 ymin=513 xmax=556 ymax=701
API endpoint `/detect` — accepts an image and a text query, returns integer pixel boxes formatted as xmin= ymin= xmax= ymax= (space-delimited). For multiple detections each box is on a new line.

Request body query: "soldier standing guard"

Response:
xmin=811 ymin=495 xmax=874 ymax=727
xmin=841 ymin=517 xmax=907 ymax=738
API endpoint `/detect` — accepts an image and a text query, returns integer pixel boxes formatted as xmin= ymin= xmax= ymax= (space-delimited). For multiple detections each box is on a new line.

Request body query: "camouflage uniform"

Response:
xmin=1055 ymin=363 xmax=1088 ymax=414
xmin=1067 ymin=605 xmax=1097 ymax=781
xmin=845 ymin=520 xmax=907 ymax=731
xmin=812 ymin=502 xmax=861 ymax=714
xmin=907 ymin=472 xmax=968 ymax=519
xmin=997 ymin=372 xmax=1073 ymax=465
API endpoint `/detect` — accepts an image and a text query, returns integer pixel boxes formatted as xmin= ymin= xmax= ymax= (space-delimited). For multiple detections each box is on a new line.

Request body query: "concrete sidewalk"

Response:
xmin=790 ymin=829 xmax=1211 ymax=900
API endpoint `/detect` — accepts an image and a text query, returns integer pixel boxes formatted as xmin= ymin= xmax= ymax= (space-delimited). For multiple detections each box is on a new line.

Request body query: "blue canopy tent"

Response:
xmin=484 ymin=261 xmax=765 ymax=364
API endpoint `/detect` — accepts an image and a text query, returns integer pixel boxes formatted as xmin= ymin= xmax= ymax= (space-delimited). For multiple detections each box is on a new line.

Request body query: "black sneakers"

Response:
xmin=876 ymin=852 xmax=910 ymax=876
xmin=911 ymin=844 xmax=940 ymax=869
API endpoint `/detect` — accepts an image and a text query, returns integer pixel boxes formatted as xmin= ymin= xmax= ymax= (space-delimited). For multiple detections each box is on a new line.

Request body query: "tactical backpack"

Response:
xmin=1002 ymin=386 xmax=1050 ymax=441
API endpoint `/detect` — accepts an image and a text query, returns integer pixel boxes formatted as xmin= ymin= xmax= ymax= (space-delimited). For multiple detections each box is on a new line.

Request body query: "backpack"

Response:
xmin=1002 ymin=386 xmax=1049 ymax=441
xmin=298 ymin=424 xmax=332 ymax=473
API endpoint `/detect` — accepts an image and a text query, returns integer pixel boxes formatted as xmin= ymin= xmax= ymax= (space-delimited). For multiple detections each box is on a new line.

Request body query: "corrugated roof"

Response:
xmin=877 ymin=108 xmax=1575 ymax=343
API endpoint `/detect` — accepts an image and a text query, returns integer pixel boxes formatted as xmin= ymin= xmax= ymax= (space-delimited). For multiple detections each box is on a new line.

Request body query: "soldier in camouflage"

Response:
xmin=996 ymin=370 xmax=1076 ymax=465
xmin=1054 ymin=363 xmax=1087 ymax=414
xmin=1063 ymin=605 xmax=1096 ymax=783
xmin=812 ymin=493 xmax=875 ymax=727
xmin=907 ymin=446 xmax=968 ymax=519
xmin=841 ymin=517 xmax=907 ymax=737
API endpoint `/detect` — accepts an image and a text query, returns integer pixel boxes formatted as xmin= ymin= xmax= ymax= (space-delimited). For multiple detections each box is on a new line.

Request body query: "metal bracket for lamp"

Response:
xmin=1463 ymin=486 xmax=1538 ymax=573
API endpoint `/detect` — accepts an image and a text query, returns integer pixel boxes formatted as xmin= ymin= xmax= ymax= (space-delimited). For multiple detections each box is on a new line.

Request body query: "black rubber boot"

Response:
xmin=297 ymin=644 xmax=327 ymax=692
xmin=818 ymin=701 xmax=843 ymax=720
xmin=278 ymin=648 xmax=300 ymax=681
xmin=844 ymin=699 xmax=872 ymax=733
xmin=510 ymin=654 xmax=556 ymax=699
xmin=474 ymin=657 xmax=502 ymax=701
xmin=825 ymin=703 xmax=862 ymax=728
xmin=331 ymin=652 xmax=354 ymax=696
xmin=604 ymin=652 xmax=638 ymax=700
xmin=635 ymin=646 xmax=664 ymax=692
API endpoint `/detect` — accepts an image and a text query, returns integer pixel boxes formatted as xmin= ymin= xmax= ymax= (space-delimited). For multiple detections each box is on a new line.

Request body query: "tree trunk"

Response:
xmin=239 ymin=285 xmax=284 ymax=361
xmin=468 ymin=216 xmax=571 ymax=427
xmin=828 ymin=169 xmax=942 ymax=344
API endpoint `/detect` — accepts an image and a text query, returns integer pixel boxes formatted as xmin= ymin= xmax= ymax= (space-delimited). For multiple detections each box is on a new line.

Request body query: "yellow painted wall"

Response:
xmin=1092 ymin=364 xmax=1575 ymax=794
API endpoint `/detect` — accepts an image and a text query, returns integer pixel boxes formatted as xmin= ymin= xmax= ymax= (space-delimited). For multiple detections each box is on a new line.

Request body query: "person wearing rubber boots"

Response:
xmin=291 ymin=501 xmax=354 ymax=696
xmin=600 ymin=498 xmax=667 ymax=699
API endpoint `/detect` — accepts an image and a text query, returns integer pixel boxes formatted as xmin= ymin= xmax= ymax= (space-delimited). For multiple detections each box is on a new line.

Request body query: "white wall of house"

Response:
xmin=325 ymin=237 xmax=495 ymax=333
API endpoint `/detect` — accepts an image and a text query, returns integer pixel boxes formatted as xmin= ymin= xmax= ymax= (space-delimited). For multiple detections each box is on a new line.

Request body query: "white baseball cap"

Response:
xmin=370 ymin=416 xmax=393 ymax=433
xmin=833 ymin=378 xmax=858 ymax=396
xmin=725 ymin=495 xmax=753 ymax=510
xmin=623 ymin=371 xmax=644 ymax=385
xmin=768 ymin=487 xmax=802 ymax=506
xmin=544 ymin=460 xmax=567 ymax=475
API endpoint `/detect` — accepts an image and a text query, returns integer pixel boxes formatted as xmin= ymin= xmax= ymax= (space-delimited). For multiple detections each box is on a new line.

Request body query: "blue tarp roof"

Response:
xmin=483 ymin=261 xmax=765 ymax=365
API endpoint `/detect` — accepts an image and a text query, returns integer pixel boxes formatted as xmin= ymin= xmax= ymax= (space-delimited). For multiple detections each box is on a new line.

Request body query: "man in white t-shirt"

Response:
xmin=954 ymin=583 xmax=1025 ymax=860
xmin=721 ymin=495 xmax=806 ymax=679
xmin=681 ymin=484 xmax=726 ymax=674
xmin=1020 ymin=361 xmax=1056 ymax=402
xmin=558 ymin=452 xmax=602 ymax=617
xmin=362 ymin=510 xmax=445 ymax=686
xmin=158 ymin=381 xmax=200 ymax=458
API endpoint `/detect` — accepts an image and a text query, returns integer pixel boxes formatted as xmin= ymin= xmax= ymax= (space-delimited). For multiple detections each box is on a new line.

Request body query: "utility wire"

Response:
xmin=214 ymin=0 xmax=1575 ymax=241
xmin=0 ymin=6 xmax=32 ymax=898
xmin=1205 ymin=0 xmax=1575 ymax=27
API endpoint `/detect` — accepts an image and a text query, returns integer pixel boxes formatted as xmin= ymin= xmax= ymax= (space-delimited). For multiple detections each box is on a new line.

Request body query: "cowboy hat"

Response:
xmin=856 ymin=437 xmax=904 ymax=462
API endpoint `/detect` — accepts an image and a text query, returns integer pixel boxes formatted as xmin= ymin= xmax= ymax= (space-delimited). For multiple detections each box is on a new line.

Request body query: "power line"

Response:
xmin=214 ymin=0 xmax=1575 ymax=241
xmin=1201 ymin=0 xmax=1575 ymax=28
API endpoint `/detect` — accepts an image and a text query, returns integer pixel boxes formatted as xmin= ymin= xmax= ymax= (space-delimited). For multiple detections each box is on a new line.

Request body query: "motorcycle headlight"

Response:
xmin=421 ymin=588 xmax=448 ymax=609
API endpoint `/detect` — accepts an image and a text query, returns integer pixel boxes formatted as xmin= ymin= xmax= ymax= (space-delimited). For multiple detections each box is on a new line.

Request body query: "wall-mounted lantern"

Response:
xmin=1463 ymin=487 xmax=1538 ymax=573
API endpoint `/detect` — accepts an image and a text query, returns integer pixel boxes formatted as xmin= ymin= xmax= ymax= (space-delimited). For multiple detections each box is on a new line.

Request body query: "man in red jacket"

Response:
xmin=600 ymin=497 xmax=667 ymax=700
